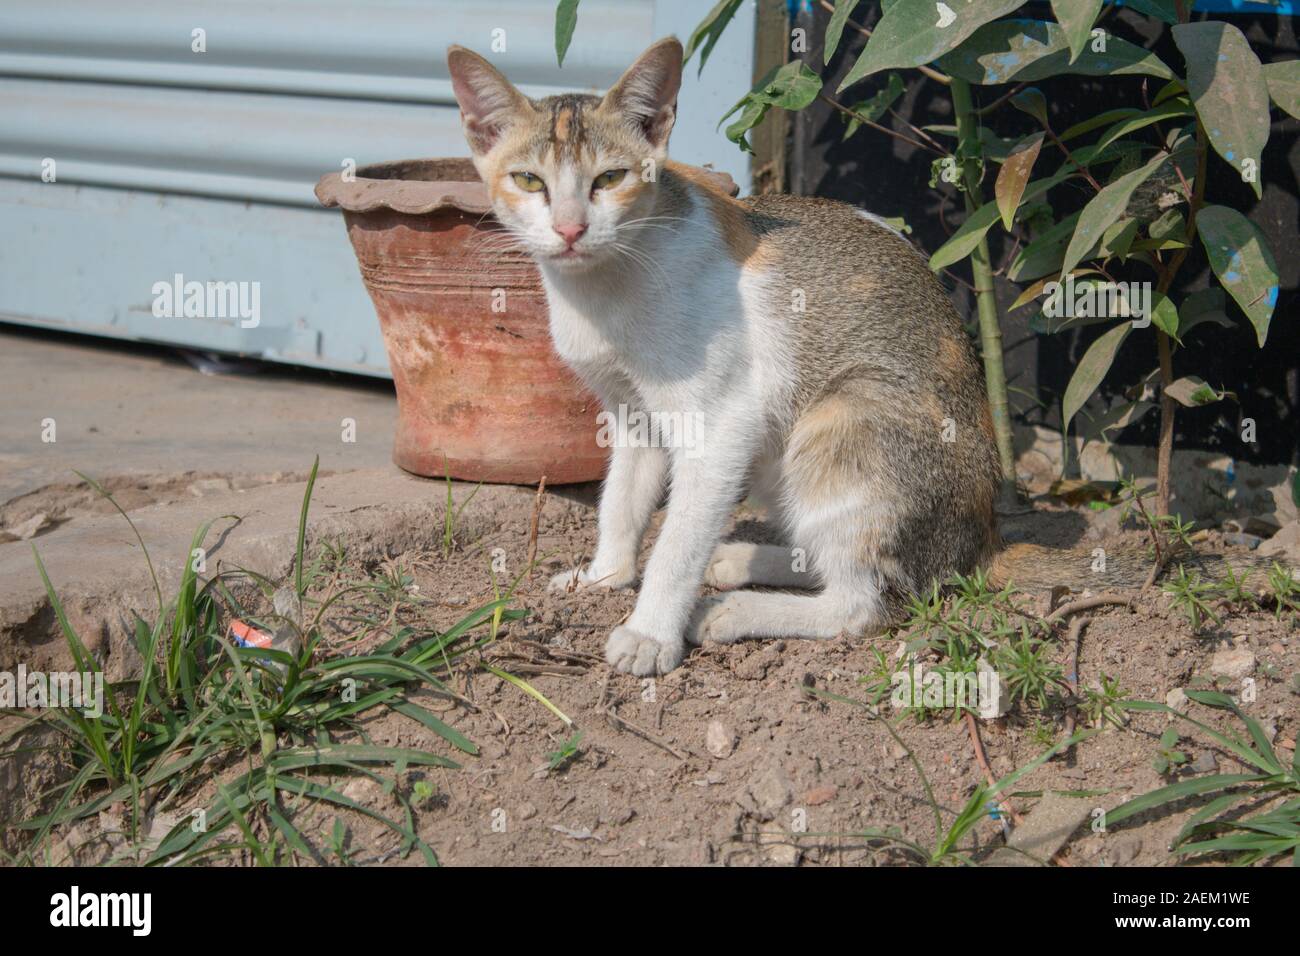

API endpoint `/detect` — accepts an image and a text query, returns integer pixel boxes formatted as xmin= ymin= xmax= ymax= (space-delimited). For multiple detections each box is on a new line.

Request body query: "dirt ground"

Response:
xmin=10 ymin=478 xmax=1300 ymax=868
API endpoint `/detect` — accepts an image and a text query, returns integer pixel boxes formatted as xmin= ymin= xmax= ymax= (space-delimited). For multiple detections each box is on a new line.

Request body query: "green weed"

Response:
xmin=6 ymin=457 xmax=529 ymax=866
xmin=1111 ymin=691 xmax=1300 ymax=865
xmin=805 ymin=686 xmax=1094 ymax=865
xmin=546 ymin=731 xmax=584 ymax=771
xmin=1163 ymin=565 xmax=1221 ymax=630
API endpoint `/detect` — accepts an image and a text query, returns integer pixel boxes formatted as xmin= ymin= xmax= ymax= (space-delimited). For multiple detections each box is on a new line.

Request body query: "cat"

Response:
xmin=444 ymin=38 xmax=1131 ymax=676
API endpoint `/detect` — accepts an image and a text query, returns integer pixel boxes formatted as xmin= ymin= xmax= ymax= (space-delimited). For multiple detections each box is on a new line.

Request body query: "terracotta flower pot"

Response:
xmin=316 ymin=157 xmax=605 ymax=485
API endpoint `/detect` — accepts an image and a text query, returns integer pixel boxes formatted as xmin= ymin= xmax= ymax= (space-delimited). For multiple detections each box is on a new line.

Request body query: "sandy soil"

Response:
xmin=18 ymin=483 xmax=1300 ymax=867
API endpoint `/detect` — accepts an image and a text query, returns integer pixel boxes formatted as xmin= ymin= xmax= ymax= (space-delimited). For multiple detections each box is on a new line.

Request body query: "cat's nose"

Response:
xmin=553 ymin=222 xmax=588 ymax=247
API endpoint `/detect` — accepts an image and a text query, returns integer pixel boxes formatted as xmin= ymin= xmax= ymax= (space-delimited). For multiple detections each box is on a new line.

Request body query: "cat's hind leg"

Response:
xmin=691 ymin=376 xmax=905 ymax=645
xmin=690 ymin=588 xmax=882 ymax=645
xmin=703 ymin=542 xmax=817 ymax=590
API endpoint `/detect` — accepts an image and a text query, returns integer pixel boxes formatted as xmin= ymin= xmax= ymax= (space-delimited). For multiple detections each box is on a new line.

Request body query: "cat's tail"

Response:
xmin=986 ymin=541 xmax=1295 ymax=593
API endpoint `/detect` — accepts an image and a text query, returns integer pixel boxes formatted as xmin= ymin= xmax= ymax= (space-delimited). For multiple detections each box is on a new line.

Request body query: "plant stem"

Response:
xmin=1152 ymin=121 xmax=1209 ymax=515
xmin=817 ymin=93 xmax=944 ymax=155
xmin=974 ymin=82 xmax=1028 ymax=118
xmin=1154 ymin=329 xmax=1177 ymax=514
xmin=951 ymin=78 xmax=1016 ymax=491
xmin=1044 ymin=124 xmax=1104 ymax=192
xmin=1153 ymin=0 xmax=1198 ymax=515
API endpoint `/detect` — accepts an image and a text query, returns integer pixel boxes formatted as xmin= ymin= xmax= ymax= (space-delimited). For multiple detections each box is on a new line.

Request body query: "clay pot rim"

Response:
xmin=315 ymin=158 xmax=492 ymax=215
xmin=315 ymin=157 xmax=740 ymax=216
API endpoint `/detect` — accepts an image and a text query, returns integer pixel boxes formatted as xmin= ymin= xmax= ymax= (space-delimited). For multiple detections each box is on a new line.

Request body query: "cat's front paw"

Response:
xmin=548 ymin=563 xmax=635 ymax=594
xmin=604 ymin=625 xmax=685 ymax=676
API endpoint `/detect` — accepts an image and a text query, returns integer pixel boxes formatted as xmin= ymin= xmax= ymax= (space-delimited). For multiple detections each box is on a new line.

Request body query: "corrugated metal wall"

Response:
xmin=0 ymin=0 xmax=755 ymax=375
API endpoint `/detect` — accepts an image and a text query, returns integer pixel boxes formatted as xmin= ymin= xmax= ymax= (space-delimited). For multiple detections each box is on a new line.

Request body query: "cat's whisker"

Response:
xmin=618 ymin=222 xmax=681 ymax=235
xmin=467 ymin=236 xmax=525 ymax=254
xmin=609 ymin=241 xmax=674 ymax=293
xmin=463 ymin=229 xmax=529 ymax=260
xmin=616 ymin=218 xmax=689 ymax=238
xmin=619 ymin=215 xmax=690 ymax=226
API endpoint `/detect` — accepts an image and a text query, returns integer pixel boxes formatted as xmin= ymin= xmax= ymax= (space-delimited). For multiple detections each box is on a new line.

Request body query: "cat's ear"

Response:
xmin=447 ymin=46 xmax=532 ymax=154
xmin=602 ymin=37 xmax=683 ymax=150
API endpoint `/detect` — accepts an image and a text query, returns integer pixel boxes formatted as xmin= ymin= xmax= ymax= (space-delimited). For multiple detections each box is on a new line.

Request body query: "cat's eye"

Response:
xmin=511 ymin=172 xmax=545 ymax=193
xmin=592 ymin=169 xmax=627 ymax=191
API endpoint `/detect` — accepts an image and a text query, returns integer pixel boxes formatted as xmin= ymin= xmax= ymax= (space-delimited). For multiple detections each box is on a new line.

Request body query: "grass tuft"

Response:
xmin=4 ymin=460 xmax=532 ymax=867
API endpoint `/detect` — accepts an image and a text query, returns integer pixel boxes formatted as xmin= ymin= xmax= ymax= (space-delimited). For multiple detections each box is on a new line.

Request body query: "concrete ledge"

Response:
xmin=0 ymin=467 xmax=536 ymax=678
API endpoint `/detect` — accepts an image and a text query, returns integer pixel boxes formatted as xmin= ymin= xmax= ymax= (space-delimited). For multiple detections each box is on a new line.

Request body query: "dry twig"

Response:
xmin=525 ymin=475 xmax=547 ymax=577
xmin=604 ymin=707 xmax=690 ymax=761
xmin=1045 ymin=594 xmax=1133 ymax=624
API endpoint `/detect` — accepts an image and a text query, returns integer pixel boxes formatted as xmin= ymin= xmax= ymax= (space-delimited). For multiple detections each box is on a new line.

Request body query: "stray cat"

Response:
xmin=445 ymin=38 xmax=1089 ymax=675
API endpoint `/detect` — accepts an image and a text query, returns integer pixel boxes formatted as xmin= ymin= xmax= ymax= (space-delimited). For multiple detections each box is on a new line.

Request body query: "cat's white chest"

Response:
xmin=545 ymin=299 xmax=619 ymax=367
xmin=539 ymin=273 xmax=646 ymax=385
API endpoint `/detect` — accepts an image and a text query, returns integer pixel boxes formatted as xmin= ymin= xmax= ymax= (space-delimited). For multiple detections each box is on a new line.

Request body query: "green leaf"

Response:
xmin=277 ymin=775 xmax=440 ymax=866
xmin=1032 ymin=293 xmax=1127 ymax=335
xmin=1035 ymin=277 xmax=1150 ymax=333
xmin=1196 ymin=205 xmax=1280 ymax=347
xmin=1061 ymin=108 xmax=1143 ymax=143
xmin=1017 ymin=200 xmax=1055 ymax=233
xmin=1150 ymin=293 xmax=1179 ymax=338
xmin=1173 ymin=791 xmax=1255 ymax=848
xmin=1125 ymin=695 xmax=1285 ymax=776
xmin=838 ymin=0 xmax=1024 ymax=92
xmin=929 ymin=202 xmax=999 ymax=271
xmin=1130 ymin=237 xmax=1187 ymax=254
xmin=1050 ymin=0 xmax=1102 ymax=64
xmin=720 ymin=60 xmax=823 ymax=152
xmin=1173 ymin=22 xmax=1271 ymax=200
xmin=1263 ymin=60 xmax=1300 ymax=121
xmin=295 ymin=455 xmax=318 ymax=597
xmin=735 ymin=60 xmax=823 ymax=112
xmin=1107 ymin=774 xmax=1262 ymax=827
xmin=1009 ymin=212 xmax=1080 ymax=282
xmin=1091 ymin=100 xmax=1194 ymax=156
xmin=937 ymin=18 xmax=1173 ymax=85
xmin=1148 ymin=208 xmax=1186 ymax=242
xmin=1067 ymin=138 xmax=1149 ymax=170
xmin=723 ymin=98 xmax=767 ymax=153
xmin=1166 ymin=375 xmax=1227 ymax=407
xmin=1081 ymin=399 xmax=1155 ymax=444
xmin=1118 ymin=0 xmax=1178 ymax=24
xmin=930 ymin=171 xmax=1070 ymax=272
xmin=945 ymin=729 xmax=1098 ymax=854
xmin=974 ymin=126 xmax=1024 ymax=163
xmin=1098 ymin=218 xmax=1139 ymax=262
xmin=995 ymin=132 xmax=1044 ymax=230
xmin=825 ymin=0 xmax=863 ymax=66
xmin=267 ymin=805 xmax=313 ymax=860
xmin=880 ymin=215 xmax=912 ymax=235
xmin=271 ymin=744 xmax=460 ymax=772
xmin=1184 ymin=690 xmax=1284 ymax=774
xmin=684 ymin=0 xmax=744 ymax=74
xmin=842 ymin=73 xmax=905 ymax=140
xmin=1011 ymin=87 xmax=1049 ymax=126
xmin=1059 ymin=146 xmax=1189 ymax=280
xmin=1154 ymin=78 xmax=1188 ymax=107
xmin=390 ymin=700 xmax=478 ymax=756
xmin=1063 ymin=322 xmax=1131 ymax=434
xmin=1010 ymin=266 xmax=1097 ymax=310
xmin=555 ymin=0 xmax=580 ymax=67
xmin=1177 ymin=288 xmax=1233 ymax=338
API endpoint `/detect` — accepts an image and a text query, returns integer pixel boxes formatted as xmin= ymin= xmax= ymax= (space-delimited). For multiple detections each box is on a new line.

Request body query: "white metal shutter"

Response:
xmin=0 ymin=0 xmax=755 ymax=374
